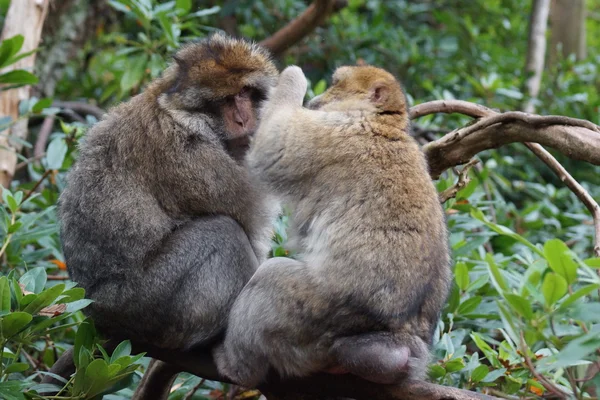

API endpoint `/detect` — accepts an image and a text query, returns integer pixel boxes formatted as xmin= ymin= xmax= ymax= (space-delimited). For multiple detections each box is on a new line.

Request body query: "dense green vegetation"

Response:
xmin=0 ymin=0 xmax=599 ymax=398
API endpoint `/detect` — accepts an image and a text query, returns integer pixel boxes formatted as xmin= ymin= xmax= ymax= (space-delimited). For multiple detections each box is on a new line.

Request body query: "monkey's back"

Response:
xmin=59 ymin=95 xmax=176 ymax=300
xmin=290 ymin=112 xmax=450 ymax=335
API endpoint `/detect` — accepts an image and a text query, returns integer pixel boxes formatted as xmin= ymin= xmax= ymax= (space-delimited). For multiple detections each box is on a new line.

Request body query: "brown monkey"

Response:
xmin=214 ymin=65 xmax=451 ymax=387
xmin=59 ymin=33 xmax=278 ymax=352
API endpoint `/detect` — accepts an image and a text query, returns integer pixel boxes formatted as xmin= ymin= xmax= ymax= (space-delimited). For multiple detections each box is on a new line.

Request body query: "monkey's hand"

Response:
xmin=270 ymin=66 xmax=308 ymax=109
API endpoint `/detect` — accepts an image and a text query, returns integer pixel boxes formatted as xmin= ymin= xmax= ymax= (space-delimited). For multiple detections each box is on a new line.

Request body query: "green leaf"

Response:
xmin=175 ymin=0 xmax=191 ymax=13
xmin=110 ymin=340 xmax=132 ymax=364
xmin=428 ymin=364 xmax=446 ymax=379
xmin=0 ymin=276 xmax=10 ymax=313
xmin=482 ymin=368 xmax=507 ymax=383
xmin=471 ymin=209 xmax=543 ymax=256
xmin=0 ymin=70 xmax=38 ymax=86
xmin=485 ymin=253 xmax=508 ymax=293
xmin=32 ymin=97 xmax=53 ymax=113
xmin=471 ymin=364 xmax=489 ymax=383
xmin=83 ymin=359 xmax=110 ymax=397
xmin=470 ymin=333 xmax=500 ymax=367
xmin=454 ymin=262 xmax=469 ymax=291
xmin=45 ymin=137 xmax=68 ymax=170
xmin=542 ymin=272 xmax=567 ymax=307
xmin=73 ymin=320 xmax=96 ymax=369
xmin=456 ymin=296 xmax=481 ymax=315
xmin=121 ymin=54 xmax=148 ymax=92
xmin=0 ymin=312 xmax=33 ymax=338
xmin=6 ymin=193 xmax=18 ymax=213
xmin=549 ymin=330 xmax=600 ymax=369
xmin=23 ymin=284 xmax=65 ymax=315
xmin=584 ymin=257 xmax=600 ymax=268
xmin=58 ymin=287 xmax=86 ymax=303
xmin=19 ymin=267 xmax=47 ymax=294
xmin=445 ymin=358 xmax=465 ymax=372
xmin=504 ymin=293 xmax=533 ymax=320
xmin=543 ymin=239 xmax=578 ymax=284
xmin=0 ymin=35 xmax=24 ymax=68
xmin=4 ymin=362 xmax=29 ymax=374
xmin=558 ymin=284 xmax=600 ymax=311
xmin=313 ymin=79 xmax=327 ymax=95
xmin=65 ymin=299 xmax=93 ymax=313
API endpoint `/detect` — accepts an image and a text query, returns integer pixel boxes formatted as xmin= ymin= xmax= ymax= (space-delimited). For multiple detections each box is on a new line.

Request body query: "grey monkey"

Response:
xmin=214 ymin=65 xmax=451 ymax=387
xmin=59 ymin=33 xmax=279 ymax=351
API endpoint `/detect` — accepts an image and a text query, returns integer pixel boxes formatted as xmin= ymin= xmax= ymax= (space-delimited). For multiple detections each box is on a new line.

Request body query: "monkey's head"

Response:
xmin=158 ymin=33 xmax=278 ymax=145
xmin=307 ymin=66 xmax=407 ymax=115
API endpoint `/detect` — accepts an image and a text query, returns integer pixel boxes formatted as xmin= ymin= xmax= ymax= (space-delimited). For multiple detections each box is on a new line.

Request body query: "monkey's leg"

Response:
xmin=215 ymin=257 xmax=328 ymax=388
xmin=329 ymin=332 xmax=428 ymax=384
xmin=132 ymin=359 xmax=180 ymax=400
xmin=118 ymin=215 xmax=260 ymax=350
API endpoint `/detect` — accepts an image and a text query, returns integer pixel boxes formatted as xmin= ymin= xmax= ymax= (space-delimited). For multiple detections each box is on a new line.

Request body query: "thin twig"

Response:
xmin=182 ymin=378 xmax=205 ymax=400
xmin=409 ymin=100 xmax=600 ymax=258
xmin=439 ymin=159 xmax=480 ymax=203
xmin=519 ymin=332 xmax=568 ymax=399
xmin=524 ymin=143 xmax=600 ymax=257
xmin=34 ymin=115 xmax=54 ymax=160
xmin=15 ymin=153 xmax=46 ymax=171
xmin=53 ymin=101 xmax=105 ymax=120
xmin=22 ymin=169 xmax=52 ymax=203
xmin=47 ymin=275 xmax=69 ymax=281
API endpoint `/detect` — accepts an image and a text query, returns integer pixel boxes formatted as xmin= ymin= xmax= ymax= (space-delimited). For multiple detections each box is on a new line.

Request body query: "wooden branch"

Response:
xmin=34 ymin=115 xmax=54 ymax=160
xmin=439 ymin=159 xmax=480 ymax=203
xmin=524 ymin=143 xmax=600 ymax=257
xmin=133 ymin=343 xmax=498 ymax=400
xmin=409 ymin=101 xmax=600 ymax=179
xmin=0 ymin=0 xmax=50 ymax=188
xmin=53 ymin=100 xmax=105 ymax=120
xmin=523 ymin=0 xmax=550 ymax=113
xmin=410 ymin=100 xmax=600 ymax=257
xmin=259 ymin=0 xmax=347 ymax=56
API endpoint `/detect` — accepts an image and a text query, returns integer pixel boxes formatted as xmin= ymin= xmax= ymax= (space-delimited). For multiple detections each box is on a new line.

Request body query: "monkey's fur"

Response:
xmin=215 ymin=66 xmax=451 ymax=387
xmin=59 ymin=34 xmax=278 ymax=350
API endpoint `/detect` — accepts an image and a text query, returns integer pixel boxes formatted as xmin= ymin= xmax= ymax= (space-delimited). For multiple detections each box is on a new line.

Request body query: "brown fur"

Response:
xmin=214 ymin=66 xmax=451 ymax=387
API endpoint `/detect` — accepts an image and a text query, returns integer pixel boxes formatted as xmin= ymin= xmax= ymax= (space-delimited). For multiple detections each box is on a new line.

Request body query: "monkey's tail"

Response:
xmin=328 ymin=332 xmax=429 ymax=384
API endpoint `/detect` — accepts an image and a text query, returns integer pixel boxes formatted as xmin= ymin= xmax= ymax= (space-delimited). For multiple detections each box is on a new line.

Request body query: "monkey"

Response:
xmin=214 ymin=65 xmax=451 ymax=387
xmin=58 ymin=33 xmax=279 ymax=353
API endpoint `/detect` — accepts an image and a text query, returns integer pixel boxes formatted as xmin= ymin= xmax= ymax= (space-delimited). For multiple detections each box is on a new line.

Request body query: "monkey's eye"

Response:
xmin=238 ymin=86 xmax=252 ymax=97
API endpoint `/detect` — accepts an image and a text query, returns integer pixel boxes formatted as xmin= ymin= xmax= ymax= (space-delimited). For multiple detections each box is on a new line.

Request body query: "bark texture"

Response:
xmin=0 ymin=0 xmax=50 ymax=188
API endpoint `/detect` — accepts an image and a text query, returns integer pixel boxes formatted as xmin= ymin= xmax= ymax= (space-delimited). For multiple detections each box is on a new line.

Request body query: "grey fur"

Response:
xmin=59 ymin=34 xmax=278 ymax=350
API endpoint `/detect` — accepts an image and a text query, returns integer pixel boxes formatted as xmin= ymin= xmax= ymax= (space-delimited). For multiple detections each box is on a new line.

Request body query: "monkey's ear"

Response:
xmin=369 ymin=82 xmax=389 ymax=105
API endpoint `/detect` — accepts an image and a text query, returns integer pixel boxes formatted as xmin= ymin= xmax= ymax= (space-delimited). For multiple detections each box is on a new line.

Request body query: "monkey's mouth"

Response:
xmin=226 ymin=134 xmax=252 ymax=148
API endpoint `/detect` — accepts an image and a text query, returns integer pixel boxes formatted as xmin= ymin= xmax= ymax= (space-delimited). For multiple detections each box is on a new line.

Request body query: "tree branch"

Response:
xmin=259 ymin=0 xmax=347 ymax=56
xmin=134 ymin=343 xmax=498 ymax=400
xmin=409 ymin=99 xmax=600 ymax=257
xmin=409 ymin=101 xmax=600 ymax=179
xmin=53 ymin=100 xmax=105 ymax=120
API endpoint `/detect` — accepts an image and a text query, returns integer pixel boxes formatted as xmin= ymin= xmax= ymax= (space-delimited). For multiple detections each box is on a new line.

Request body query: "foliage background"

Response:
xmin=0 ymin=0 xmax=599 ymax=398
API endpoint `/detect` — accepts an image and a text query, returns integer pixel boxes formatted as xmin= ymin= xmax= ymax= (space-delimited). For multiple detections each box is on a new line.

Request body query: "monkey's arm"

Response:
xmin=250 ymin=66 xmax=351 ymax=188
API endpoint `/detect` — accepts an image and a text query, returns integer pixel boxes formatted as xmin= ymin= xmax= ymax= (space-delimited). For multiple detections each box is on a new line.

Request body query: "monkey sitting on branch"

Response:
xmin=59 ymin=33 xmax=279 ymax=355
xmin=215 ymin=65 xmax=452 ymax=387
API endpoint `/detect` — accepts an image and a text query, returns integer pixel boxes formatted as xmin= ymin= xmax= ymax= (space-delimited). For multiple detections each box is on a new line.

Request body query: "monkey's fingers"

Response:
xmin=273 ymin=66 xmax=308 ymax=106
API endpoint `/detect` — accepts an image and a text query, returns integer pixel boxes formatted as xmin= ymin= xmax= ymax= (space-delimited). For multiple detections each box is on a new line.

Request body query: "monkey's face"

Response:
xmin=307 ymin=66 xmax=407 ymax=114
xmin=160 ymin=34 xmax=278 ymax=153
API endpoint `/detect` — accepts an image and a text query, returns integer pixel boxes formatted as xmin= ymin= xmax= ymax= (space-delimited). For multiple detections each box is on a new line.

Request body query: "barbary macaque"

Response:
xmin=59 ymin=33 xmax=279 ymax=352
xmin=215 ymin=65 xmax=451 ymax=387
